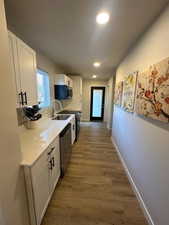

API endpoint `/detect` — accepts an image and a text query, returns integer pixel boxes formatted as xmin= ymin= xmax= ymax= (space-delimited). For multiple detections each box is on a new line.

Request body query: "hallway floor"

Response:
xmin=41 ymin=122 xmax=148 ymax=225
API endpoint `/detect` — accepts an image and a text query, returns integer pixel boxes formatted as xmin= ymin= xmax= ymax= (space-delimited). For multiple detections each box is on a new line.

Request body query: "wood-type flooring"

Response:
xmin=42 ymin=122 xmax=148 ymax=225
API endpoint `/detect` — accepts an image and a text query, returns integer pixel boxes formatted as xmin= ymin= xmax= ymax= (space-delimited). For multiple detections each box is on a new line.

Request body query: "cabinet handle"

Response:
xmin=48 ymin=147 xmax=55 ymax=155
xmin=19 ymin=92 xmax=24 ymax=105
xmin=23 ymin=92 xmax=27 ymax=105
xmin=52 ymin=157 xmax=55 ymax=168
xmin=49 ymin=160 xmax=53 ymax=170
xmin=48 ymin=157 xmax=55 ymax=170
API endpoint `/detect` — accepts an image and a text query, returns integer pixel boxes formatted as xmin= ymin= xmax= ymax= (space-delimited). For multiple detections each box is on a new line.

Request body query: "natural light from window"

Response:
xmin=37 ymin=69 xmax=50 ymax=108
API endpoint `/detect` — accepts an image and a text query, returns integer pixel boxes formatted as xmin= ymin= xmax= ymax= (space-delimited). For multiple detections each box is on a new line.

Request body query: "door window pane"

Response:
xmin=92 ymin=90 xmax=103 ymax=117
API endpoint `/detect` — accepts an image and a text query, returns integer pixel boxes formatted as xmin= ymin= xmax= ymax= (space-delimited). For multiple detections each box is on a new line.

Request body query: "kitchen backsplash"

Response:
xmin=17 ymin=106 xmax=52 ymax=126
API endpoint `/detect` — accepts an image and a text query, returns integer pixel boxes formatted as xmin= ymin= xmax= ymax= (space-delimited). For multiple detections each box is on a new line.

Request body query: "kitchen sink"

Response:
xmin=52 ymin=115 xmax=70 ymax=120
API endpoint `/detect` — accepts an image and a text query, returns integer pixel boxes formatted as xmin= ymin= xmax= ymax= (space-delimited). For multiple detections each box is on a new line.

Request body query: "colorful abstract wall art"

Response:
xmin=136 ymin=57 xmax=169 ymax=122
xmin=122 ymin=72 xmax=138 ymax=112
xmin=114 ymin=81 xmax=123 ymax=106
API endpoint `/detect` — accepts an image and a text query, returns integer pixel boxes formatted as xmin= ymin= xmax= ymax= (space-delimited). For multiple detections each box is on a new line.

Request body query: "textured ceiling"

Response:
xmin=5 ymin=0 xmax=169 ymax=80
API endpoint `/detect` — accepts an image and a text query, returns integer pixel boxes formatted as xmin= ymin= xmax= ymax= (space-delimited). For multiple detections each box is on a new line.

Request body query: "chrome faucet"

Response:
xmin=52 ymin=99 xmax=63 ymax=117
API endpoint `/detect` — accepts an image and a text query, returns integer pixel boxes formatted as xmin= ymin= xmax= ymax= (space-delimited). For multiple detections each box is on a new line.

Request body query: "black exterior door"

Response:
xmin=90 ymin=87 xmax=105 ymax=121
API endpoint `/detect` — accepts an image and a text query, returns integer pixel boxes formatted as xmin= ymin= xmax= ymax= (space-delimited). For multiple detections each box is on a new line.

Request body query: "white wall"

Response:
xmin=82 ymin=79 xmax=108 ymax=121
xmin=0 ymin=1 xmax=29 ymax=224
xmin=113 ymin=4 xmax=169 ymax=225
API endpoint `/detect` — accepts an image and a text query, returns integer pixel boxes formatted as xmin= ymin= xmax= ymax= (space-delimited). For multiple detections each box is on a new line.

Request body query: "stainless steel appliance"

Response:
xmin=59 ymin=123 xmax=72 ymax=177
xmin=59 ymin=110 xmax=81 ymax=141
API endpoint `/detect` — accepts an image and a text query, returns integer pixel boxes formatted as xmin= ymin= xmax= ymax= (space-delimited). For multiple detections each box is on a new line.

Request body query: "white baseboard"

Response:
xmin=111 ymin=136 xmax=155 ymax=225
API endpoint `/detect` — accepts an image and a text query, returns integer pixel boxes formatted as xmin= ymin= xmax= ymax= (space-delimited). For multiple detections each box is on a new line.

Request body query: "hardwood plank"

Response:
xmin=41 ymin=122 xmax=148 ymax=225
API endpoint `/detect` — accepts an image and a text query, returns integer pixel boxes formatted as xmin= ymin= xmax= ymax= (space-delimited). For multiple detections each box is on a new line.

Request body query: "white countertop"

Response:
xmin=19 ymin=114 xmax=74 ymax=167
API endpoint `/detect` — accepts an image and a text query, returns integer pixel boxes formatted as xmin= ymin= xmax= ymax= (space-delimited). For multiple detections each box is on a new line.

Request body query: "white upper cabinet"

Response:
xmin=17 ymin=38 xmax=37 ymax=106
xmin=8 ymin=31 xmax=38 ymax=107
xmin=67 ymin=76 xmax=73 ymax=88
xmin=8 ymin=31 xmax=21 ymax=107
xmin=54 ymin=74 xmax=73 ymax=87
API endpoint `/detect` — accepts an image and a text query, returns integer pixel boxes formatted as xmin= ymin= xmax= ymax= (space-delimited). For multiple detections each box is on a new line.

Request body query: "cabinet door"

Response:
xmin=31 ymin=152 xmax=50 ymax=225
xmin=68 ymin=78 xmax=73 ymax=88
xmin=17 ymin=39 xmax=37 ymax=106
xmin=71 ymin=117 xmax=76 ymax=144
xmin=49 ymin=136 xmax=60 ymax=194
xmin=64 ymin=75 xmax=69 ymax=86
xmin=8 ymin=32 xmax=21 ymax=107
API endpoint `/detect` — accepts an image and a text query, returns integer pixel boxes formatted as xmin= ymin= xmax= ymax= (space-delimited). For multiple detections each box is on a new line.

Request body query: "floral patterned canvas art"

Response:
xmin=122 ymin=72 xmax=138 ymax=112
xmin=136 ymin=57 xmax=169 ymax=122
xmin=114 ymin=81 xmax=123 ymax=106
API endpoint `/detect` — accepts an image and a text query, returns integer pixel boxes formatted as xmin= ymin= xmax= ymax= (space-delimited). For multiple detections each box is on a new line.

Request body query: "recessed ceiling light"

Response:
xmin=93 ymin=62 xmax=101 ymax=67
xmin=92 ymin=75 xmax=97 ymax=78
xmin=96 ymin=12 xmax=110 ymax=25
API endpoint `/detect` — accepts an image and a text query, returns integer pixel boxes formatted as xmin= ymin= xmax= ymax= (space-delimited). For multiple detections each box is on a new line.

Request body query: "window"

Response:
xmin=37 ymin=69 xmax=50 ymax=108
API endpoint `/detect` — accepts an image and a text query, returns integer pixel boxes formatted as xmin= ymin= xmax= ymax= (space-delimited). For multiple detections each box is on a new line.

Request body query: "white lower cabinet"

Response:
xmin=24 ymin=136 xmax=60 ymax=225
xmin=70 ymin=117 xmax=76 ymax=144
xmin=48 ymin=137 xmax=61 ymax=194
xmin=31 ymin=151 xmax=50 ymax=225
